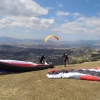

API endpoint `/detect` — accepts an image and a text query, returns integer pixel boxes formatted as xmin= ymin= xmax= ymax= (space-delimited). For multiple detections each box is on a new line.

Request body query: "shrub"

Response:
xmin=76 ymin=58 xmax=84 ymax=64
xmin=70 ymin=59 xmax=77 ymax=64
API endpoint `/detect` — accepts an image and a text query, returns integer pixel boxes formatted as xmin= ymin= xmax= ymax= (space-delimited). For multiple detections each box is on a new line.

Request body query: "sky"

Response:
xmin=0 ymin=0 xmax=100 ymax=41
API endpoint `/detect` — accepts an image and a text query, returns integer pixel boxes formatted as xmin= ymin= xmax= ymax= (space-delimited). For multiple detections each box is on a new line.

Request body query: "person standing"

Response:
xmin=62 ymin=52 xmax=69 ymax=67
xmin=39 ymin=54 xmax=45 ymax=64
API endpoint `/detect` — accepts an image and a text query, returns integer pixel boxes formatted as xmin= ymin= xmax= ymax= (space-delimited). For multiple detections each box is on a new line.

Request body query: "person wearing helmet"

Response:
xmin=39 ymin=54 xmax=45 ymax=64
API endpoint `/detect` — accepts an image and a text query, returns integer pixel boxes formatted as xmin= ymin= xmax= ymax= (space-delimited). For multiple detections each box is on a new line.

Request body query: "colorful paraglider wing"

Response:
xmin=47 ymin=68 xmax=100 ymax=81
xmin=0 ymin=60 xmax=54 ymax=72
xmin=44 ymin=35 xmax=59 ymax=43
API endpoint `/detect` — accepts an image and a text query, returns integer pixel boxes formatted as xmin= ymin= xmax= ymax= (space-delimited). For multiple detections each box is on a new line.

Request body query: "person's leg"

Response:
xmin=64 ymin=60 xmax=66 ymax=67
xmin=42 ymin=60 xmax=44 ymax=64
xmin=66 ymin=60 xmax=69 ymax=67
xmin=40 ymin=59 xmax=42 ymax=63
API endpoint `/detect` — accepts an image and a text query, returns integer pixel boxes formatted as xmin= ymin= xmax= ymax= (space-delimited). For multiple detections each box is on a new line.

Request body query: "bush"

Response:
xmin=70 ymin=59 xmax=77 ymax=64
xmin=76 ymin=58 xmax=84 ymax=64
xmin=90 ymin=58 xmax=97 ymax=61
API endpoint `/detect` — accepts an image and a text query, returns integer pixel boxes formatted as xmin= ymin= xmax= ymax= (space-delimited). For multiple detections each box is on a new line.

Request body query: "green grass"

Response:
xmin=0 ymin=61 xmax=100 ymax=100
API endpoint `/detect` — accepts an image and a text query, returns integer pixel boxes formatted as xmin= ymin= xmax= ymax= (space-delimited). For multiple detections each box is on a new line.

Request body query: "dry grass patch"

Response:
xmin=0 ymin=61 xmax=100 ymax=100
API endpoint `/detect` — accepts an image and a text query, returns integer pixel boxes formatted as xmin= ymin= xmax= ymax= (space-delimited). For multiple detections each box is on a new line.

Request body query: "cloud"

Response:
xmin=73 ymin=13 xmax=83 ymax=18
xmin=52 ymin=16 xmax=100 ymax=35
xmin=95 ymin=4 xmax=100 ymax=7
xmin=0 ymin=18 xmax=12 ymax=29
xmin=46 ymin=7 xmax=54 ymax=10
xmin=56 ymin=11 xmax=70 ymax=16
xmin=1 ymin=16 xmax=54 ymax=30
xmin=0 ymin=0 xmax=48 ymax=17
xmin=86 ymin=0 xmax=90 ymax=3
xmin=57 ymin=1 xmax=63 ymax=7
xmin=26 ymin=30 xmax=30 ymax=32
xmin=0 ymin=0 xmax=54 ymax=29
xmin=56 ymin=11 xmax=82 ymax=18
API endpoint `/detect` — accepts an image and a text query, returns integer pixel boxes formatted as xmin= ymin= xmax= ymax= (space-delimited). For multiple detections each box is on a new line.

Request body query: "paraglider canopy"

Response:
xmin=44 ymin=35 xmax=59 ymax=43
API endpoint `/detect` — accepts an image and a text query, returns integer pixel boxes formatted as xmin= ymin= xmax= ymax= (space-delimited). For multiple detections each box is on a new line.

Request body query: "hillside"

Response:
xmin=0 ymin=45 xmax=100 ymax=65
xmin=0 ymin=61 xmax=100 ymax=100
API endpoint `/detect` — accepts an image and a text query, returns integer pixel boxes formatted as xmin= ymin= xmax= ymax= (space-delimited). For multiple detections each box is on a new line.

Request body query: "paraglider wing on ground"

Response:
xmin=47 ymin=68 xmax=100 ymax=81
xmin=0 ymin=60 xmax=54 ymax=72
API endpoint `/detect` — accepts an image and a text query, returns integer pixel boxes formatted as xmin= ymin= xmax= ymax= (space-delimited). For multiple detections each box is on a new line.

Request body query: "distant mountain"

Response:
xmin=59 ymin=40 xmax=100 ymax=48
xmin=0 ymin=36 xmax=45 ymax=45
xmin=0 ymin=36 xmax=100 ymax=48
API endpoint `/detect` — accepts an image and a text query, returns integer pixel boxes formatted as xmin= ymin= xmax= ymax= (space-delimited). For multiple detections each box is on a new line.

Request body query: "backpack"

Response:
xmin=62 ymin=53 xmax=65 ymax=60
xmin=62 ymin=53 xmax=68 ymax=61
xmin=40 ymin=55 xmax=45 ymax=60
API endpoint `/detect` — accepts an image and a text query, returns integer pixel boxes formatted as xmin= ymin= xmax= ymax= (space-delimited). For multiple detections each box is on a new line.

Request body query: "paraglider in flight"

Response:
xmin=44 ymin=35 xmax=59 ymax=43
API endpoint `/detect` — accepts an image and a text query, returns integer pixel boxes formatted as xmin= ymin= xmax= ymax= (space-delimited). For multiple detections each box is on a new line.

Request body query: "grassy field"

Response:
xmin=0 ymin=61 xmax=100 ymax=100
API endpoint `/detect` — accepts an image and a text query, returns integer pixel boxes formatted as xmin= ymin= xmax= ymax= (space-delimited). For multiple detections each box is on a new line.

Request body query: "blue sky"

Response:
xmin=0 ymin=0 xmax=100 ymax=41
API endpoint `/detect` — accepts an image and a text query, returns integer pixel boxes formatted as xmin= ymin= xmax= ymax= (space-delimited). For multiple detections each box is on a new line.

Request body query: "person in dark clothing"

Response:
xmin=39 ymin=54 xmax=45 ymax=64
xmin=62 ymin=52 xmax=69 ymax=67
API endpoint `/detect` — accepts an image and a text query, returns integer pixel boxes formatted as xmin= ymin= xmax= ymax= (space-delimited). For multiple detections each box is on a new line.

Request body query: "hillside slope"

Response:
xmin=0 ymin=61 xmax=100 ymax=100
